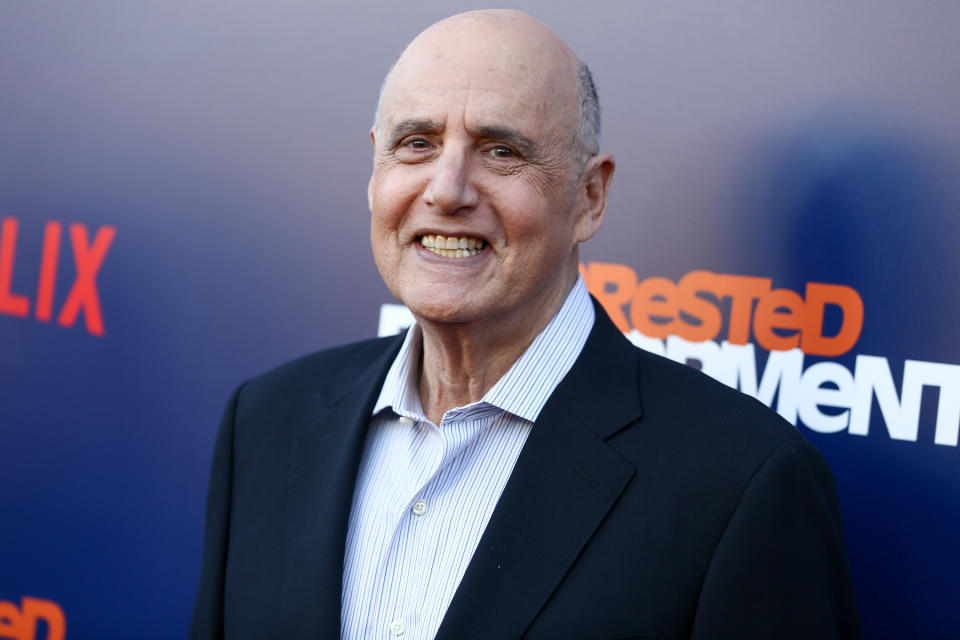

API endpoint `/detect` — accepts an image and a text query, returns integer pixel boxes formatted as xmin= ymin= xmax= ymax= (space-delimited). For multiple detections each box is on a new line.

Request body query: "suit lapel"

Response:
xmin=436 ymin=301 xmax=644 ymax=640
xmin=278 ymin=336 xmax=403 ymax=638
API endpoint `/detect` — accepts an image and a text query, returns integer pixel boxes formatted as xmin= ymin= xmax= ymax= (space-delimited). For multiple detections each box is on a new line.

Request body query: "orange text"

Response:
xmin=0 ymin=597 xmax=65 ymax=640
xmin=581 ymin=262 xmax=864 ymax=357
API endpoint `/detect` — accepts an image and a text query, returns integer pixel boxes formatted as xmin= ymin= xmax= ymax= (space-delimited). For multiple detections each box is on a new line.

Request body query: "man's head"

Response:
xmin=368 ymin=10 xmax=615 ymax=330
xmin=373 ymin=18 xmax=602 ymax=165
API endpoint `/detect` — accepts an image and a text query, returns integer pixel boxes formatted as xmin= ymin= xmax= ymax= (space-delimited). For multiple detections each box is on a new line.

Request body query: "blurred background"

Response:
xmin=2 ymin=1 xmax=958 ymax=637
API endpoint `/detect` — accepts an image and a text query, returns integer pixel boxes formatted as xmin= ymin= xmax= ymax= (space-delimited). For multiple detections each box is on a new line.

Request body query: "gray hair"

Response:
xmin=371 ymin=62 xmax=395 ymax=133
xmin=576 ymin=61 xmax=601 ymax=162
xmin=373 ymin=59 xmax=601 ymax=161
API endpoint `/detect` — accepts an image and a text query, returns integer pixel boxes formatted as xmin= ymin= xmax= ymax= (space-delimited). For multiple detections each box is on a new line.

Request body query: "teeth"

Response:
xmin=419 ymin=234 xmax=485 ymax=258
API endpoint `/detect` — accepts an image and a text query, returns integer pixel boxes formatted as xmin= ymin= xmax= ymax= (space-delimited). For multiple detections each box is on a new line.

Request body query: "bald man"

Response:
xmin=191 ymin=10 xmax=859 ymax=640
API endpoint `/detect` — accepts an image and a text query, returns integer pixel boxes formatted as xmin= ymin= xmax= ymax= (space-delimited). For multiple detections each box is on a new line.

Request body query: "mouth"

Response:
xmin=418 ymin=234 xmax=487 ymax=258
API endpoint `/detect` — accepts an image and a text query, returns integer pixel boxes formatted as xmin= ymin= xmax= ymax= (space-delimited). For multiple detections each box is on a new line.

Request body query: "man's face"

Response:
xmin=368 ymin=19 xmax=594 ymax=329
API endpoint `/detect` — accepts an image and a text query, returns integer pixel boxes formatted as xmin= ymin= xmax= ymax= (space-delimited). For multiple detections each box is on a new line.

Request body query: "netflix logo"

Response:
xmin=0 ymin=217 xmax=116 ymax=336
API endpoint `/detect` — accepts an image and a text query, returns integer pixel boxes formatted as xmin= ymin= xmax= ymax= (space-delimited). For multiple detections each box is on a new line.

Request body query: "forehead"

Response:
xmin=379 ymin=24 xmax=579 ymax=139
xmin=382 ymin=65 xmax=559 ymax=130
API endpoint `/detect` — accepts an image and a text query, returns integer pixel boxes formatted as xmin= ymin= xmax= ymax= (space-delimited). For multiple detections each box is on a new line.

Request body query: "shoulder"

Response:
xmin=228 ymin=334 xmax=403 ymax=428
xmin=642 ymin=344 xmax=797 ymax=435
xmin=577 ymin=301 xmax=802 ymax=464
xmin=246 ymin=334 xmax=401 ymax=394
xmin=635 ymin=345 xmax=796 ymax=440
xmin=606 ymin=341 xmax=807 ymax=486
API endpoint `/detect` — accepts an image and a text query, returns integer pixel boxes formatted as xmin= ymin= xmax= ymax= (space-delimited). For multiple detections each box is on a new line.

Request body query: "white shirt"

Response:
xmin=341 ymin=277 xmax=595 ymax=640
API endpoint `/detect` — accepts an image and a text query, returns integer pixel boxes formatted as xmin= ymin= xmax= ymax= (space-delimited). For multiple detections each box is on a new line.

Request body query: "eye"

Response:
xmin=394 ymin=136 xmax=434 ymax=152
xmin=394 ymin=136 xmax=436 ymax=162
xmin=490 ymin=145 xmax=515 ymax=158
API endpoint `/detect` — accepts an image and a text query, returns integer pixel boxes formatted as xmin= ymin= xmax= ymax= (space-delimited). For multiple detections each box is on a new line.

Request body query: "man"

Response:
xmin=191 ymin=10 xmax=859 ymax=639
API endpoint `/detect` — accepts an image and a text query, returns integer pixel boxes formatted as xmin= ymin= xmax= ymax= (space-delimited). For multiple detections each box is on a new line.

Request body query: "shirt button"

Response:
xmin=411 ymin=500 xmax=427 ymax=516
xmin=389 ymin=619 xmax=405 ymax=636
xmin=398 ymin=416 xmax=414 ymax=425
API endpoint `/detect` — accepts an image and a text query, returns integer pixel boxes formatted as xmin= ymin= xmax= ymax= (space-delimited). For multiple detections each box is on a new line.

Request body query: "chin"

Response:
xmin=405 ymin=298 xmax=484 ymax=326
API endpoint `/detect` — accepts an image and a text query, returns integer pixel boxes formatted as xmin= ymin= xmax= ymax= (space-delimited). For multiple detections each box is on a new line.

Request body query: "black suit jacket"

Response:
xmin=191 ymin=301 xmax=859 ymax=639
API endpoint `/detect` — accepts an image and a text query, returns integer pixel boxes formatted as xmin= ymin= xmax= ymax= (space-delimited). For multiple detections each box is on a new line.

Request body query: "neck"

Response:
xmin=415 ymin=273 xmax=576 ymax=426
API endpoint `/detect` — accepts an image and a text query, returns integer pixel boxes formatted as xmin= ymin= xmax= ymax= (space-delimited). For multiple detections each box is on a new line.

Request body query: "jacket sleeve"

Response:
xmin=690 ymin=438 xmax=860 ymax=639
xmin=189 ymin=384 xmax=243 ymax=640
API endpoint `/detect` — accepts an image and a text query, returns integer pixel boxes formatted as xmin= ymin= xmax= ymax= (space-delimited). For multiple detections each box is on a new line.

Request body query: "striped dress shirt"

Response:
xmin=340 ymin=276 xmax=595 ymax=640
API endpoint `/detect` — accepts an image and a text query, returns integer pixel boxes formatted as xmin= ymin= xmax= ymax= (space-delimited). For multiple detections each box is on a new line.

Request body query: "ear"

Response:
xmin=367 ymin=128 xmax=377 ymax=212
xmin=573 ymin=153 xmax=616 ymax=243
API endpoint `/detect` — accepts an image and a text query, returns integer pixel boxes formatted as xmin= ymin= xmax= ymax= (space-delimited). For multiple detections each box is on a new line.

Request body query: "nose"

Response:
xmin=422 ymin=144 xmax=479 ymax=213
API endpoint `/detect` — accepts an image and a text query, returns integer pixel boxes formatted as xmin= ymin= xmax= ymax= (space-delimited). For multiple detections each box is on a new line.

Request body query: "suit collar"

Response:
xmin=436 ymin=299 xmax=643 ymax=639
xmin=277 ymin=299 xmax=643 ymax=639
xmin=547 ymin=296 xmax=645 ymax=439
xmin=322 ymin=335 xmax=406 ymax=408
xmin=278 ymin=335 xmax=404 ymax=638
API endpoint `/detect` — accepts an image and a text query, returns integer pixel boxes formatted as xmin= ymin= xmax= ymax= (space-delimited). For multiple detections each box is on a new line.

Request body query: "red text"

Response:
xmin=0 ymin=217 xmax=116 ymax=336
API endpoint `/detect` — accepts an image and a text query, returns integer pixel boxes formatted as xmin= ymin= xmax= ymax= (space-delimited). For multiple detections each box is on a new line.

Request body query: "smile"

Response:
xmin=419 ymin=234 xmax=486 ymax=258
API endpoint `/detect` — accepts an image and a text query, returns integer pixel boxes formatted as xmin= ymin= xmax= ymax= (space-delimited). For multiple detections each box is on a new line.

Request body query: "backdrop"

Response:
xmin=2 ymin=1 xmax=958 ymax=638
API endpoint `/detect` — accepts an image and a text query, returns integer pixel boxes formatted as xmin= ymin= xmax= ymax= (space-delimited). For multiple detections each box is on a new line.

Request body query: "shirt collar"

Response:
xmin=372 ymin=275 xmax=595 ymax=423
xmin=372 ymin=320 xmax=425 ymax=419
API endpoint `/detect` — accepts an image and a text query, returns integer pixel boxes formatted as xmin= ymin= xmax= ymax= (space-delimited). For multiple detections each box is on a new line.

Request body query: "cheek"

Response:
xmin=370 ymin=170 xmax=426 ymax=229
xmin=500 ymin=188 xmax=575 ymax=244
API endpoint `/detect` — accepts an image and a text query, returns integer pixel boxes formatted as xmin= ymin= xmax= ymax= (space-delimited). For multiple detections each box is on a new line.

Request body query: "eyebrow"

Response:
xmin=474 ymin=125 xmax=537 ymax=159
xmin=384 ymin=119 xmax=539 ymax=160
xmin=385 ymin=119 xmax=442 ymax=150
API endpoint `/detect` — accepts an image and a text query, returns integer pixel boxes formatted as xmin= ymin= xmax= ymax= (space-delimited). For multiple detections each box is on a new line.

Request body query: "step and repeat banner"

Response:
xmin=2 ymin=2 xmax=958 ymax=638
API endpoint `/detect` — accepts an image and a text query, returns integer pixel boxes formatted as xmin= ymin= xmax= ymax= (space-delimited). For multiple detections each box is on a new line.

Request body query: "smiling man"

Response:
xmin=191 ymin=10 xmax=859 ymax=640
xmin=367 ymin=11 xmax=612 ymax=429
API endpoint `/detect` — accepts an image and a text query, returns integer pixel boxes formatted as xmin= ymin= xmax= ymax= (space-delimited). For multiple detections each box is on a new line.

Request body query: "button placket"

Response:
xmin=407 ymin=421 xmax=443 ymax=509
